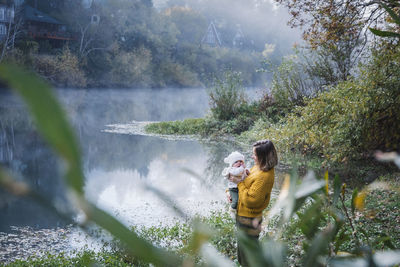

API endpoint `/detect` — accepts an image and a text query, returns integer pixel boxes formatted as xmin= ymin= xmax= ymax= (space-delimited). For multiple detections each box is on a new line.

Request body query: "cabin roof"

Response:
xmin=23 ymin=5 xmax=63 ymax=25
xmin=201 ymin=21 xmax=222 ymax=46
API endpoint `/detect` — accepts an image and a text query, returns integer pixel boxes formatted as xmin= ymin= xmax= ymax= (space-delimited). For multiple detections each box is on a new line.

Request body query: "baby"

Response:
xmin=222 ymin=151 xmax=249 ymax=211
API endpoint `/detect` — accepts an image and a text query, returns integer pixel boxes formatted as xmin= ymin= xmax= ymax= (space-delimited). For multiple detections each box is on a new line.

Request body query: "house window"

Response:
xmin=9 ymin=9 xmax=14 ymax=20
xmin=0 ymin=8 xmax=5 ymax=21
xmin=0 ymin=24 xmax=6 ymax=35
xmin=207 ymin=32 xmax=215 ymax=44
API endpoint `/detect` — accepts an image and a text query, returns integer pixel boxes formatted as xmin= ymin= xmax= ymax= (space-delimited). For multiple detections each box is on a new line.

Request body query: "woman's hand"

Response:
xmin=228 ymin=174 xmax=243 ymax=184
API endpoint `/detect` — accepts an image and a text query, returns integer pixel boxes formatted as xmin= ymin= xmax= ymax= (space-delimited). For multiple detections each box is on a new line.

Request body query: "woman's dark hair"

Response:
xmin=253 ymin=140 xmax=278 ymax=171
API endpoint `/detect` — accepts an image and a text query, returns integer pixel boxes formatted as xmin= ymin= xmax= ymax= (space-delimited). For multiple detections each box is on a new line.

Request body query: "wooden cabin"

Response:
xmin=22 ymin=5 xmax=74 ymax=41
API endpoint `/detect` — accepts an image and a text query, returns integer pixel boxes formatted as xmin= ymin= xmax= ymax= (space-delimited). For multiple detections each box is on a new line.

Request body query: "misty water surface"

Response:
xmin=0 ymin=87 xmax=265 ymax=232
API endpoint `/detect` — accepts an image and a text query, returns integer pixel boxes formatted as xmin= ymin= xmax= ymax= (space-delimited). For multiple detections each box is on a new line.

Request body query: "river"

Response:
xmin=0 ymin=87 xmax=276 ymax=263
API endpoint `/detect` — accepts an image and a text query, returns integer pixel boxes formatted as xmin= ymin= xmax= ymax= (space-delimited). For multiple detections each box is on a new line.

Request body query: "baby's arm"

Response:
xmin=222 ymin=167 xmax=230 ymax=178
xmin=229 ymin=166 xmax=244 ymax=176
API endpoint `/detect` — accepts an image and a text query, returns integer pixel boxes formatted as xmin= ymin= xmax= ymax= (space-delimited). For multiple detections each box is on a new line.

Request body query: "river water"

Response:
xmin=0 ymin=87 xmax=276 ymax=263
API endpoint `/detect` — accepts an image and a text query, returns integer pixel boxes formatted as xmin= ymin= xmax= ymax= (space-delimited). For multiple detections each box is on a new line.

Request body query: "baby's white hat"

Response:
xmin=224 ymin=151 xmax=245 ymax=167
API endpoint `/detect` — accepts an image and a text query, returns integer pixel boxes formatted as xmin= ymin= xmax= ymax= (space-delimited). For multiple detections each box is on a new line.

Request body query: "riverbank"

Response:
xmin=144 ymin=117 xmax=399 ymax=185
xmin=2 ymin=172 xmax=399 ymax=266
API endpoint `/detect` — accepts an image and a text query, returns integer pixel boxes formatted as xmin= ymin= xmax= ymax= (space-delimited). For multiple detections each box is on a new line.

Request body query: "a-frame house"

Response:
xmin=201 ymin=21 xmax=222 ymax=47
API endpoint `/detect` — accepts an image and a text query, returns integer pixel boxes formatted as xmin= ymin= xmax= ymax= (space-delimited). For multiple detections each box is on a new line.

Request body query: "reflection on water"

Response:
xmin=0 ymin=88 xmax=248 ymax=231
xmin=0 ymin=87 xmax=283 ymax=262
xmin=84 ymin=137 xmax=227 ymax=227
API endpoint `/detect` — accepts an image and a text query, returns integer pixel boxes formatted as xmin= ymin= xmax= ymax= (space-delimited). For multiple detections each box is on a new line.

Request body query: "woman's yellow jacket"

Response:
xmin=237 ymin=165 xmax=274 ymax=218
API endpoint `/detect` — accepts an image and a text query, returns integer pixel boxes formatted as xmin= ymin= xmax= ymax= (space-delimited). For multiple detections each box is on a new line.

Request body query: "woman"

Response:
xmin=228 ymin=139 xmax=278 ymax=266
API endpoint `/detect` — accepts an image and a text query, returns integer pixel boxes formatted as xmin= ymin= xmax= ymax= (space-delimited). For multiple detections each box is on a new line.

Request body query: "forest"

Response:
xmin=0 ymin=0 xmax=298 ymax=88
xmin=147 ymin=0 xmax=400 ymax=165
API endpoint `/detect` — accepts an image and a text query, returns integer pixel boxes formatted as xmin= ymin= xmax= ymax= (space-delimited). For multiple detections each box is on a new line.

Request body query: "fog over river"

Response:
xmin=0 ymin=87 xmax=280 ymax=262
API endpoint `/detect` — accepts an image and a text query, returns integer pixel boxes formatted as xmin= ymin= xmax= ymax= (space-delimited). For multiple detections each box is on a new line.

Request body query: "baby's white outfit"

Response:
xmin=222 ymin=165 xmax=247 ymax=188
xmin=222 ymin=151 xmax=249 ymax=213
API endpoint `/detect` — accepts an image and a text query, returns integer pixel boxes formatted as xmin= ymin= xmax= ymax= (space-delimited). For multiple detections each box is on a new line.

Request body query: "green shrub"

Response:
xmin=201 ymin=101 xmax=261 ymax=136
xmin=270 ymin=54 xmax=308 ymax=111
xmin=257 ymin=93 xmax=288 ymax=123
xmin=32 ymin=46 xmax=87 ymax=88
xmin=208 ymin=70 xmax=246 ymax=121
xmin=238 ymin=118 xmax=273 ymax=144
xmin=250 ymin=43 xmax=400 ymax=163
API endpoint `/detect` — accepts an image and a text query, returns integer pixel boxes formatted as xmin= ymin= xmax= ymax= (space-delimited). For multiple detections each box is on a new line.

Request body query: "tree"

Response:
xmin=58 ymin=1 xmax=114 ymax=57
xmin=0 ymin=5 xmax=23 ymax=63
xmin=163 ymin=6 xmax=207 ymax=44
xmin=165 ymin=0 xmax=299 ymax=52
xmin=274 ymin=0 xmax=398 ymax=81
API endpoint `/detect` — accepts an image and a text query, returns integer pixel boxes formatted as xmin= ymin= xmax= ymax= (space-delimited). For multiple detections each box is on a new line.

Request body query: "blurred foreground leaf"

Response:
xmin=0 ymin=64 xmax=183 ymax=266
xmin=268 ymin=170 xmax=325 ymax=228
xmin=369 ymin=3 xmax=400 ymax=39
xmin=369 ymin=28 xmax=400 ymax=38
xmin=302 ymin=224 xmax=336 ymax=267
xmin=297 ymin=198 xmax=324 ymax=239
xmin=381 ymin=2 xmax=400 ymax=26
xmin=330 ymin=250 xmax=400 ymax=267
xmin=200 ymin=243 xmax=234 ymax=267
xmin=0 ymin=64 xmax=84 ymax=194
xmin=332 ymin=174 xmax=341 ymax=205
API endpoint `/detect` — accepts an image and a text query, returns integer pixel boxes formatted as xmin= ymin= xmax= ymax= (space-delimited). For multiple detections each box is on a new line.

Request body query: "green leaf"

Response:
xmin=297 ymin=198 xmax=324 ymax=239
xmin=332 ymin=174 xmax=342 ymax=205
xmin=187 ymin=219 xmax=214 ymax=254
xmin=374 ymin=234 xmax=396 ymax=250
xmin=324 ymin=171 xmax=329 ymax=196
xmin=259 ymin=239 xmax=287 ymax=267
xmin=369 ymin=27 xmax=400 ymax=38
xmin=0 ymin=64 xmax=84 ymax=194
xmin=334 ymin=228 xmax=351 ymax=253
xmin=302 ymin=224 xmax=336 ymax=267
xmin=358 ymin=228 xmax=371 ymax=246
xmin=237 ymin=231 xmax=286 ymax=267
xmin=199 ymin=243 xmax=235 ymax=267
xmin=293 ymin=171 xmax=325 ymax=213
xmin=267 ymin=169 xmax=297 ymax=222
xmin=381 ymin=3 xmax=400 ymax=26
xmin=295 ymin=171 xmax=325 ymax=200
xmin=268 ymin=170 xmax=325 ymax=226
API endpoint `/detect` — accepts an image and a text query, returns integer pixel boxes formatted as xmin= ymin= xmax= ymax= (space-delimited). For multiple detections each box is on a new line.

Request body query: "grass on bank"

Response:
xmin=4 ymin=172 xmax=399 ymax=267
xmin=145 ymin=118 xmax=206 ymax=135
